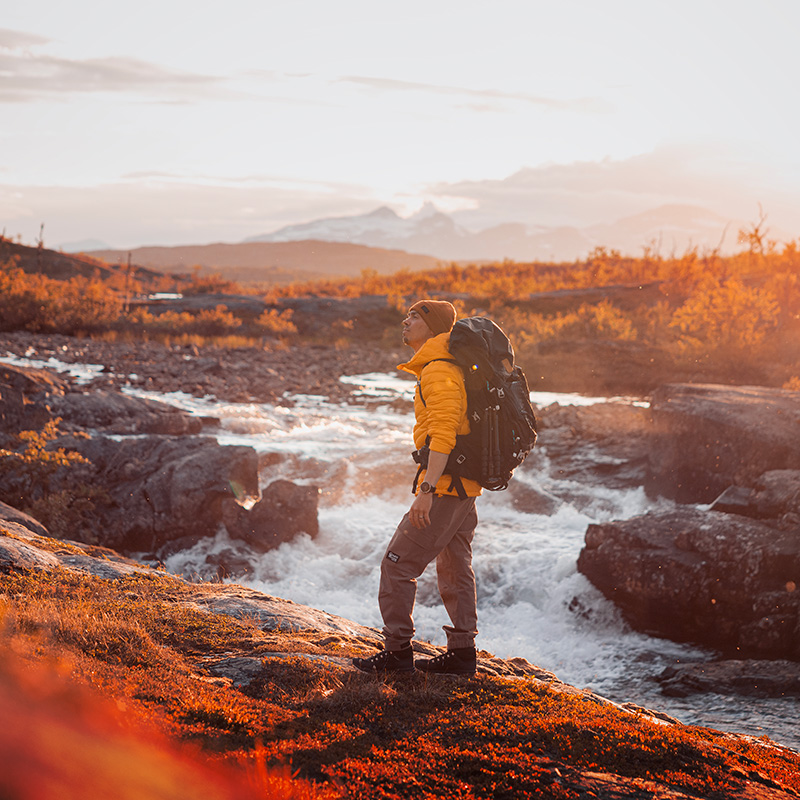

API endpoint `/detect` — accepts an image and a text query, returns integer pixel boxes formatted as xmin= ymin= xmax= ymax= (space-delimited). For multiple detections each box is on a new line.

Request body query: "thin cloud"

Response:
xmin=0 ymin=28 xmax=50 ymax=49
xmin=339 ymin=75 xmax=608 ymax=113
xmin=430 ymin=144 xmax=788 ymax=231
xmin=0 ymin=30 xmax=226 ymax=103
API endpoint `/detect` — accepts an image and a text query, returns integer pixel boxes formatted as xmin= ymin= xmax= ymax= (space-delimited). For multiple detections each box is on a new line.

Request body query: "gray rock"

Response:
xmin=182 ymin=584 xmax=379 ymax=639
xmin=710 ymin=470 xmax=800 ymax=527
xmin=0 ymin=362 xmax=66 ymax=435
xmin=658 ymin=659 xmax=800 ymax=698
xmin=0 ymin=501 xmax=50 ymax=537
xmin=507 ymin=482 xmax=563 ymax=515
xmin=0 ymin=519 xmax=156 ymax=579
xmin=221 ymin=479 xmax=320 ymax=552
xmin=577 ymin=507 xmax=800 ymax=659
xmin=204 ymin=547 xmax=255 ymax=580
xmin=52 ymin=389 xmax=204 ymax=435
xmin=535 ymin=401 xmax=651 ymax=490
xmin=58 ymin=434 xmax=261 ymax=553
xmin=0 ymin=521 xmax=60 ymax=571
xmin=646 ymin=383 xmax=800 ymax=503
xmin=753 ymin=470 xmax=800 ymax=521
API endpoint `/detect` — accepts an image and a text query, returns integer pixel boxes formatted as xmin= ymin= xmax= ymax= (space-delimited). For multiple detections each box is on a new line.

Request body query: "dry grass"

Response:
xmin=1 ymin=565 xmax=799 ymax=799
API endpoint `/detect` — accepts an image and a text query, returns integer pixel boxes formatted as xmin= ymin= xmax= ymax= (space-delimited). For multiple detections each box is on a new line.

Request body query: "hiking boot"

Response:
xmin=352 ymin=645 xmax=415 ymax=674
xmin=415 ymin=647 xmax=476 ymax=676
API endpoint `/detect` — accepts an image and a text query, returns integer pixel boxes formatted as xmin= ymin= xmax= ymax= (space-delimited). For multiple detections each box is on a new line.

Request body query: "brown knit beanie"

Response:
xmin=408 ymin=299 xmax=457 ymax=336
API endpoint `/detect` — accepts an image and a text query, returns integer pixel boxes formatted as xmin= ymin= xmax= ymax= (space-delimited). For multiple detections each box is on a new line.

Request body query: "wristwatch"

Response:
xmin=419 ymin=481 xmax=436 ymax=494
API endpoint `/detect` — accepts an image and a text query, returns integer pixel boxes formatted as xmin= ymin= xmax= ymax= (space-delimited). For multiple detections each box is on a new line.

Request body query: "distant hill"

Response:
xmin=88 ymin=239 xmax=442 ymax=284
xmin=0 ymin=238 xmax=168 ymax=286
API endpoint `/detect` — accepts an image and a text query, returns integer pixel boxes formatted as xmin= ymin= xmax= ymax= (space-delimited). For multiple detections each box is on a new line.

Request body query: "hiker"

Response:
xmin=353 ymin=300 xmax=481 ymax=676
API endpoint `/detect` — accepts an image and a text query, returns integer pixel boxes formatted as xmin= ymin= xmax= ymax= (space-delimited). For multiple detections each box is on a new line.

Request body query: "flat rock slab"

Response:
xmin=578 ymin=507 xmax=800 ymax=659
xmin=658 ymin=659 xmax=800 ymax=698
xmin=646 ymin=383 xmax=800 ymax=503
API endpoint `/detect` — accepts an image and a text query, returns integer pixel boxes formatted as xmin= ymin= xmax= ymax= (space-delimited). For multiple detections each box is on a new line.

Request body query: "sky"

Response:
xmin=1 ymin=0 xmax=799 ymax=250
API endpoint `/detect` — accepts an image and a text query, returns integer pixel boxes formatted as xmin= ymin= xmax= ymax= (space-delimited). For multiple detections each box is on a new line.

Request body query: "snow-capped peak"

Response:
xmin=244 ymin=204 xmax=457 ymax=250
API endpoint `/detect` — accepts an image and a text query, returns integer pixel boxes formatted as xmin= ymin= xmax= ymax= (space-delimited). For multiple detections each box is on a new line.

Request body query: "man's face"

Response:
xmin=402 ymin=310 xmax=432 ymax=349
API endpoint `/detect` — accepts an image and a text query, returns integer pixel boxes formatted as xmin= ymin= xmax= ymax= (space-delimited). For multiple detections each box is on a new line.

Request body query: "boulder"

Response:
xmin=221 ymin=479 xmax=320 ymax=551
xmin=0 ymin=363 xmax=66 ymax=436
xmin=577 ymin=507 xmax=800 ymax=659
xmin=52 ymin=389 xmax=204 ymax=435
xmin=710 ymin=470 xmax=800 ymax=530
xmin=0 ymin=500 xmax=50 ymax=538
xmin=646 ymin=384 xmax=800 ymax=503
xmin=0 ymin=520 xmax=61 ymax=571
xmin=56 ymin=435 xmax=261 ymax=554
xmin=657 ymin=659 xmax=800 ymax=698
xmin=507 ymin=482 xmax=563 ymax=515
xmin=534 ymin=401 xmax=651 ymax=490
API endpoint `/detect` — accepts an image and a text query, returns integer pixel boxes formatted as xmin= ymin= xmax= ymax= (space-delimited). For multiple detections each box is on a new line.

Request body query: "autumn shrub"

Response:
xmin=0 ymin=419 xmax=86 ymax=501
xmin=183 ymin=269 xmax=244 ymax=296
xmin=253 ymin=308 xmax=298 ymax=337
xmin=0 ymin=419 xmax=106 ymax=538
xmin=0 ymin=259 xmax=123 ymax=333
xmin=121 ymin=306 xmax=244 ymax=338
xmin=501 ymin=301 xmax=636 ymax=348
xmin=669 ymin=277 xmax=780 ymax=353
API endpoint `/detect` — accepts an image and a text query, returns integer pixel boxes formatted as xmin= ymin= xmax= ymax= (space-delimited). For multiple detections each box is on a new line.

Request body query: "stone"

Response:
xmin=658 ymin=659 xmax=800 ymax=698
xmin=645 ymin=383 xmax=800 ymax=503
xmin=0 ymin=520 xmax=60 ymax=571
xmin=52 ymin=389 xmax=204 ymax=435
xmin=55 ymin=434 xmax=261 ymax=554
xmin=534 ymin=401 xmax=651 ymax=490
xmin=0 ymin=362 xmax=66 ymax=435
xmin=710 ymin=471 xmax=800 ymax=527
xmin=709 ymin=485 xmax=756 ymax=516
xmin=0 ymin=500 xmax=50 ymax=538
xmin=577 ymin=507 xmax=800 ymax=659
xmin=222 ymin=479 xmax=320 ymax=552
xmin=204 ymin=548 xmax=255 ymax=581
xmin=753 ymin=470 xmax=800 ymax=520
xmin=507 ymin=482 xmax=562 ymax=515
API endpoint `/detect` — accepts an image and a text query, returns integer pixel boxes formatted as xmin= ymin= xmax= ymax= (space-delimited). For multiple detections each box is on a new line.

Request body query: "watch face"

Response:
xmin=421 ymin=481 xmax=433 ymax=493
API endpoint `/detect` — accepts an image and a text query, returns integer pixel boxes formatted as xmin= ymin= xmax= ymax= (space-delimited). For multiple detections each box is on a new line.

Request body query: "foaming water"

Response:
xmin=2 ymin=351 xmax=795 ymax=750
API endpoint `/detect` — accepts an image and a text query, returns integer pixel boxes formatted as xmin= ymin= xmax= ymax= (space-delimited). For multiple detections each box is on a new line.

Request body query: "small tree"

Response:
xmin=670 ymin=277 xmax=779 ymax=352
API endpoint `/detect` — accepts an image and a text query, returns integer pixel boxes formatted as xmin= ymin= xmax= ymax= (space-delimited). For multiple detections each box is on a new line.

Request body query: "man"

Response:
xmin=353 ymin=299 xmax=482 ymax=676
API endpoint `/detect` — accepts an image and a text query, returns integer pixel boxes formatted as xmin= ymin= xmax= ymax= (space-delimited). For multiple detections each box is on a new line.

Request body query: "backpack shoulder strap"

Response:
xmin=417 ymin=358 xmax=459 ymax=407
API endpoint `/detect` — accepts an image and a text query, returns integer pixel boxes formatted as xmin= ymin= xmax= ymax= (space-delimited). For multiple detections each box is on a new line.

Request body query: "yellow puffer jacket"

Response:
xmin=398 ymin=332 xmax=482 ymax=497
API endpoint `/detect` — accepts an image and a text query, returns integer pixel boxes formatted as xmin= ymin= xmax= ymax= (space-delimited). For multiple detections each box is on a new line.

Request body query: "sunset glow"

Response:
xmin=2 ymin=0 xmax=799 ymax=249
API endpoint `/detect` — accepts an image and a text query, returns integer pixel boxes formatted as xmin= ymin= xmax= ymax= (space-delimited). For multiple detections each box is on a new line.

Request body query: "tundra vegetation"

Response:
xmin=1 ymin=227 xmax=798 ymax=389
xmin=2 ymin=560 xmax=800 ymax=799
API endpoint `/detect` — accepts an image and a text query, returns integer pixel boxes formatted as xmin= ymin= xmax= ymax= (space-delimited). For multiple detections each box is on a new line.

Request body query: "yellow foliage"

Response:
xmin=253 ymin=308 xmax=298 ymax=336
xmin=670 ymin=278 xmax=780 ymax=351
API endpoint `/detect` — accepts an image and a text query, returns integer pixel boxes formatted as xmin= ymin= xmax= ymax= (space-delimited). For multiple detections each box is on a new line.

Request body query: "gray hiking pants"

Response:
xmin=379 ymin=494 xmax=478 ymax=651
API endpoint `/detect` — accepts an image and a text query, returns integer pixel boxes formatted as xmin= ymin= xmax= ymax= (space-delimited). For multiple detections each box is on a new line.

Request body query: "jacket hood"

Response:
xmin=397 ymin=332 xmax=451 ymax=377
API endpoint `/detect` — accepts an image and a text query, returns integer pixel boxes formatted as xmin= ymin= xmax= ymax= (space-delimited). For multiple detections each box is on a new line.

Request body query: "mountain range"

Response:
xmin=244 ymin=202 xmax=753 ymax=262
xmin=80 ymin=202 xmax=775 ymax=282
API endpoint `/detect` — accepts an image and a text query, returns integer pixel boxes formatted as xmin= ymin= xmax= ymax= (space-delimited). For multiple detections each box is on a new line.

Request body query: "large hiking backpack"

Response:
xmin=413 ymin=316 xmax=538 ymax=498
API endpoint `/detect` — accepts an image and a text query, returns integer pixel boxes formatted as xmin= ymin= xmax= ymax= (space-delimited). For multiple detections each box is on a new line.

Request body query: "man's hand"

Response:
xmin=409 ymin=491 xmax=434 ymax=529
xmin=408 ymin=448 xmax=449 ymax=529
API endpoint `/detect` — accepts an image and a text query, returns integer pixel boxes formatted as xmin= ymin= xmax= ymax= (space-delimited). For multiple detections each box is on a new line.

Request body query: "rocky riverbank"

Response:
xmin=0 ymin=330 xmax=404 ymax=404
